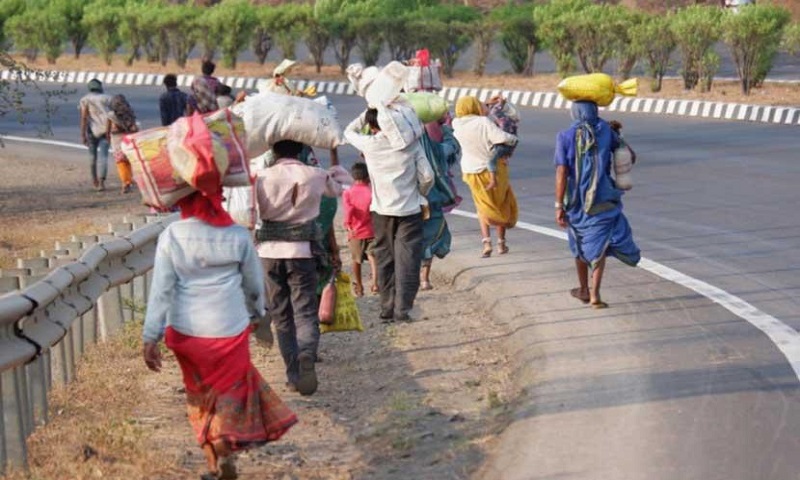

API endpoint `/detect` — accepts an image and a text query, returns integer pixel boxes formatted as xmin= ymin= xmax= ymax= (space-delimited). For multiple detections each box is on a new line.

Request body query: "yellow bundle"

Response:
xmin=557 ymin=73 xmax=637 ymax=107
xmin=321 ymin=272 xmax=365 ymax=334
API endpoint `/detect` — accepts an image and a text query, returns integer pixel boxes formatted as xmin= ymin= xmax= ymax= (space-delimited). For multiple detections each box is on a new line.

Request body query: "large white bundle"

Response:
xmin=231 ymin=91 xmax=344 ymax=157
xmin=365 ymin=61 xmax=409 ymax=108
xmin=377 ymin=101 xmax=424 ymax=151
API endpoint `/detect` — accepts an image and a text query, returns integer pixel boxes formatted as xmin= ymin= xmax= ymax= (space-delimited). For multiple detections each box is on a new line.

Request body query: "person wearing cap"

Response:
xmin=257 ymin=59 xmax=316 ymax=97
xmin=79 ymin=79 xmax=112 ymax=191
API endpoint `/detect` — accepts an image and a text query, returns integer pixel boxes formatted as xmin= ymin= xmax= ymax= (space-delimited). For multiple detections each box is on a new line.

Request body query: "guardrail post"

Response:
xmin=1 ymin=368 xmax=28 ymax=471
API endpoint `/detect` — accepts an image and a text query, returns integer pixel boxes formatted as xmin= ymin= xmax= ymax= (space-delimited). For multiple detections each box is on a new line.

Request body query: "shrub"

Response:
xmin=631 ymin=14 xmax=676 ymax=92
xmin=536 ymin=0 xmax=592 ymax=78
xmin=83 ymin=2 xmax=123 ymax=65
xmin=670 ymin=5 xmax=723 ymax=90
xmin=492 ymin=4 xmax=539 ymax=76
xmin=206 ymin=0 xmax=257 ymax=69
xmin=721 ymin=4 xmax=791 ymax=95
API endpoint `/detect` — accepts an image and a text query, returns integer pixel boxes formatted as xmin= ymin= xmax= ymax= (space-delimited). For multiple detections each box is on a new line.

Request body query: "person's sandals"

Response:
xmin=217 ymin=457 xmax=237 ymax=480
xmin=497 ymin=239 xmax=509 ymax=255
xmin=590 ymin=301 xmax=609 ymax=309
xmin=295 ymin=353 xmax=318 ymax=396
xmin=481 ymin=238 xmax=492 ymax=258
xmin=570 ymin=288 xmax=590 ymax=304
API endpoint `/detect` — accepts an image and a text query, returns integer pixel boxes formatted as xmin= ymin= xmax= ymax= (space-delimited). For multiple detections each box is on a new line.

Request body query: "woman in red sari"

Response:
xmin=142 ymin=121 xmax=296 ymax=479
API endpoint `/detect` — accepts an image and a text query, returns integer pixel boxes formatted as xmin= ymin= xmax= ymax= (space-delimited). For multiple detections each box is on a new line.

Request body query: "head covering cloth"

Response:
xmin=109 ymin=94 xmax=138 ymax=133
xmin=455 ymin=96 xmax=482 ymax=118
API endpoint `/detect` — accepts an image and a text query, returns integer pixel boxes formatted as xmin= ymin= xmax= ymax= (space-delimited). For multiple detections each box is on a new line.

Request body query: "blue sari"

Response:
xmin=420 ymin=126 xmax=461 ymax=262
xmin=554 ymin=102 xmax=640 ymax=267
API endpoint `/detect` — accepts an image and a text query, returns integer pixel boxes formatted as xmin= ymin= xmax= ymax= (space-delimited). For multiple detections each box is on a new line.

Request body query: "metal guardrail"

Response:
xmin=0 ymin=212 xmax=179 ymax=474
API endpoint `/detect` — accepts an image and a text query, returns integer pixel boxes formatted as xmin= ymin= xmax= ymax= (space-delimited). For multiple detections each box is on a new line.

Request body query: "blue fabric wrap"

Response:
xmin=420 ymin=127 xmax=461 ymax=261
xmin=555 ymin=101 xmax=640 ymax=267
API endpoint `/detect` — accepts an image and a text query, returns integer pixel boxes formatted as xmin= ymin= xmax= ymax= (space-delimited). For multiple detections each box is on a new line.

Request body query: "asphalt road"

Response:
xmin=3 ymin=85 xmax=800 ymax=478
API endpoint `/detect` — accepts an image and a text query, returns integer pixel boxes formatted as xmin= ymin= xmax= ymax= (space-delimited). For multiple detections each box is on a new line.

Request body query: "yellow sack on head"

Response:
xmin=321 ymin=272 xmax=364 ymax=333
xmin=557 ymin=73 xmax=637 ymax=107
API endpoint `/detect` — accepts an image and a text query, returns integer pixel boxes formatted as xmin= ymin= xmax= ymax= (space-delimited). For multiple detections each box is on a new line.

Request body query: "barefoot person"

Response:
xmin=554 ymin=101 xmax=641 ymax=308
xmin=419 ymin=118 xmax=461 ymax=291
xmin=343 ymin=162 xmax=378 ymax=297
xmin=106 ymin=94 xmax=138 ymax=194
xmin=142 ymin=156 xmax=297 ymax=479
xmin=452 ymin=96 xmax=518 ymax=257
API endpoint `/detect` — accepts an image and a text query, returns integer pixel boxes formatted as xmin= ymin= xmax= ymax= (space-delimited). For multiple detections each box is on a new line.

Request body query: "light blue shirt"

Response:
xmin=142 ymin=218 xmax=266 ymax=343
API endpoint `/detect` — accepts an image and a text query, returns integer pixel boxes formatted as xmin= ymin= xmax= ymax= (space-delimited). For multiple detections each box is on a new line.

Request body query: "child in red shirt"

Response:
xmin=343 ymin=162 xmax=378 ymax=297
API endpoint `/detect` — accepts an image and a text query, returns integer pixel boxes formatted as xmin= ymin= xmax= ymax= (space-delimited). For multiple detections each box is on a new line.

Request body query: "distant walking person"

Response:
xmin=554 ymin=101 xmax=641 ymax=309
xmin=189 ymin=60 xmax=221 ymax=114
xmin=452 ymin=96 xmax=518 ymax=258
xmin=106 ymin=94 xmax=138 ymax=194
xmin=79 ymin=79 xmax=111 ymax=191
xmin=159 ymin=73 xmax=188 ymax=126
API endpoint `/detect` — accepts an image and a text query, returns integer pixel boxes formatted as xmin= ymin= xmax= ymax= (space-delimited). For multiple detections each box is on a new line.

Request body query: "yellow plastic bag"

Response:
xmin=557 ymin=73 xmax=637 ymax=107
xmin=320 ymin=272 xmax=364 ymax=333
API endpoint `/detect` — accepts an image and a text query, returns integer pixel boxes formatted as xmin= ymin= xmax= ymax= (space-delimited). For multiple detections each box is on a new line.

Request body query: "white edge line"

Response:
xmin=450 ymin=208 xmax=800 ymax=382
xmin=8 ymin=128 xmax=800 ymax=382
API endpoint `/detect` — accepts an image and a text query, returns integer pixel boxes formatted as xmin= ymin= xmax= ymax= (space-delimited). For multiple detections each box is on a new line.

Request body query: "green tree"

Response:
xmin=251 ymin=5 xmax=275 ymax=65
xmin=160 ymin=5 xmax=199 ymax=68
xmin=51 ymin=0 xmax=90 ymax=59
xmin=783 ymin=22 xmax=800 ymax=55
xmin=196 ymin=6 xmax=221 ymax=61
xmin=326 ymin=6 xmax=360 ymax=74
xmin=536 ymin=0 xmax=591 ymax=77
xmin=471 ymin=16 xmax=499 ymax=76
xmin=612 ymin=8 xmax=644 ymax=80
xmin=83 ymin=2 xmax=123 ymax=65
xmin=350 ymin=1 xmax=383 ymax=66
xmin=721 ymin=4 xmax=790 ymax=95
xmin=6 ymin=10 xmax=41 ymax=62
xmin=206 ymin=0 xmax=257 ymax=69
xmin=670 ymin=5 xmax=723 ymax=90
xmin=119 ymin=2 xmax=151 ymax=65
xmin=271 ymin=4 xmax=307 ymax=60
xmin=631 ymin=14 xmax=676 ymax=92
xmin=0 ymin=0 xmax=24 ymax=49
xmin=492 ymin=4 xmax=539 ymax=76
xmin=567 ymin=4 xmax=620 ymax=73
xmin=37 ymin=8 xmax=68 ymax=65
xmin=303 ymin=11 xmax=331 ymax=74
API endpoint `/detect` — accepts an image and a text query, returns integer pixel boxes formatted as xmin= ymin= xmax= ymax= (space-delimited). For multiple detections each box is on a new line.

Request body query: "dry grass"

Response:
xmin=13 ymin=52 xmax=800 ymax=107
xmin=2 ymin=322 xmax=190 ymax=480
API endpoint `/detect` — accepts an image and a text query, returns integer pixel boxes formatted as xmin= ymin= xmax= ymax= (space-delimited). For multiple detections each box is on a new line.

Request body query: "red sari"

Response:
xmin=165 ymin=327 xmax=297 ymax=452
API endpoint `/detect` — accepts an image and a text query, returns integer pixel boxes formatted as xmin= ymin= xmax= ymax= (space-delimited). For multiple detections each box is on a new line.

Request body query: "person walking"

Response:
xmin=106 ymin=94 xmax=138 ymax=194
xmin=254 ymin=140 xmax=347 ymax=396
xmin=79 ymin=79 xmax=111 ymax=191
xmin=343 ymin=162 xmax=378 ymax=297
xmin=159 ymin=73 xmax=188 ymax=126
xmin=419 ymin=118 xmax=461 ymax=291
xmin=142 ymin=156 xmax=297 ymax=480
xmin=554 ymin=101 xmax=641 ymax=309
xmin=345 ymin=108 xmax=434 ymax=322
xmin=189 ymin=60 xmax=221 ymax=114
xmin=452 ymin=96 xmax=518 ymax=257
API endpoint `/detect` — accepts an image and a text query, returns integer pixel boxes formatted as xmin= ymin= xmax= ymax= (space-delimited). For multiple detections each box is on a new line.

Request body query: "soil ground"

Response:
xmin=13 ymin=53 xmax=800 ymax=107
xmin=0 ymin=151 xmax=518 ymax=479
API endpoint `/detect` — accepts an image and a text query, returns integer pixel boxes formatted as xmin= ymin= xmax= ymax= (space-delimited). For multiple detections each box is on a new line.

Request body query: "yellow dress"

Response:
xmin=462 ymin=160 xmax=518 ymax=228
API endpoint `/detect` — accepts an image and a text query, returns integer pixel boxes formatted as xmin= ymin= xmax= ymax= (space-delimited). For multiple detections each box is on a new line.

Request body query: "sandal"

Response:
xmin=498 ymin=239 xmax=509 ymax=255
xmin=590 ymin=301 xmax=609 ymax=309
xmin=481 ymin=238 xmax=492 ymax=258
xmin=218 ymin=456 xmax=237 ymax=480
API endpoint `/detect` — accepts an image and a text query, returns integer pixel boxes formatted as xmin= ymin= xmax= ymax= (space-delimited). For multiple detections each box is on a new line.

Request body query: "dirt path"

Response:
xmin=1 ymin=150 xmax=518 ymax=479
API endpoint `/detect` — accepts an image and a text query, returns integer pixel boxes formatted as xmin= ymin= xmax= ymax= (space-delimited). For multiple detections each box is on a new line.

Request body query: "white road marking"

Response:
xmin=5 ymin=134 xmax=797 ymax=382
xmin=451 ymin=208 xmax=800 ymax=382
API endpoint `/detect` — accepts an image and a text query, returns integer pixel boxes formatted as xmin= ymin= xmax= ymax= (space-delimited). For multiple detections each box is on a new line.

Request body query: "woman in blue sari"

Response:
xmin=554 ymin=101 xmax=640 ymax=308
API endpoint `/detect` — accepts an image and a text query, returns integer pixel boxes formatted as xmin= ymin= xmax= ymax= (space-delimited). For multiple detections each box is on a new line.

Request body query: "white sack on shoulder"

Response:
xmin=365 ymin=61 xmax=409 ymax=108
xmin=230 ymin=91 xmax=344 ymax=157
xmin=377 ymin=101 xmax=424 ymax=151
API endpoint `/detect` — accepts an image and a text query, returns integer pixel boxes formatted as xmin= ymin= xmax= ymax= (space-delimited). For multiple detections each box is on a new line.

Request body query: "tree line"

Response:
xmin=1 ymin=0 xmax=799 ymax=95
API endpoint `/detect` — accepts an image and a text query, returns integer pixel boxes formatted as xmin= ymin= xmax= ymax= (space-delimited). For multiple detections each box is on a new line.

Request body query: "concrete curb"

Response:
xmin=2 ymin=68 xmax=798 ymax=126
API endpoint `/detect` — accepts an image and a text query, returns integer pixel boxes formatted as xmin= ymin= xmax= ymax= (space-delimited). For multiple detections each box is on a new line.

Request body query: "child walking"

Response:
xmin=342 ymin=162 xmax=378 ymax=297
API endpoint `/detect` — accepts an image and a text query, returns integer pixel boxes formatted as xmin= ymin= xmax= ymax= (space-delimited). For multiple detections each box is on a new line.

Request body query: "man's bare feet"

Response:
xmin=570 ymin=288 xmax=590 ymax=304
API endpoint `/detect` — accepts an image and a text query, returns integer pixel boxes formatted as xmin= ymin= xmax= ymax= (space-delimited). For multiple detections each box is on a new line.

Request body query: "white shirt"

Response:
xmin=344 ymin=116 xmax=434 ymax=217
xmin=452 ymin=115 xmax=518 ymax=174
xmin=78 ymin=92 xmax=111 ymax=137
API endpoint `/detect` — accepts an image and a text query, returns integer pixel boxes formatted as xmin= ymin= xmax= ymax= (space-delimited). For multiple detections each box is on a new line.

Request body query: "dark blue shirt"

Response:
xmin=159 ymin=87 xmax=188 ymax=126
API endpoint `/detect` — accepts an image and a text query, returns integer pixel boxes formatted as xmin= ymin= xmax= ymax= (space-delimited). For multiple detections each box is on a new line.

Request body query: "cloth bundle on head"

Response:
xmin=110 ymin=95 xmax=137 ymax=133
xmin=558 ymin=73 xmax=637 ymax=107
xmin=346 ymin=63 xmax=380 ymax=98
xmin=273 ymin=58 xmax=298 ymax=77
xmin=455 ymin=96 xmax=482 ymax=118
xmin=169 ymin=114 xmax=235 ymax=227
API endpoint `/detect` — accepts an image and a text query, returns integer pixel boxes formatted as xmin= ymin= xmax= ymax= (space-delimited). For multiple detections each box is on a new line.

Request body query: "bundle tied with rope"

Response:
xmin=557 ymin=73 xmax=637 ymax=107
